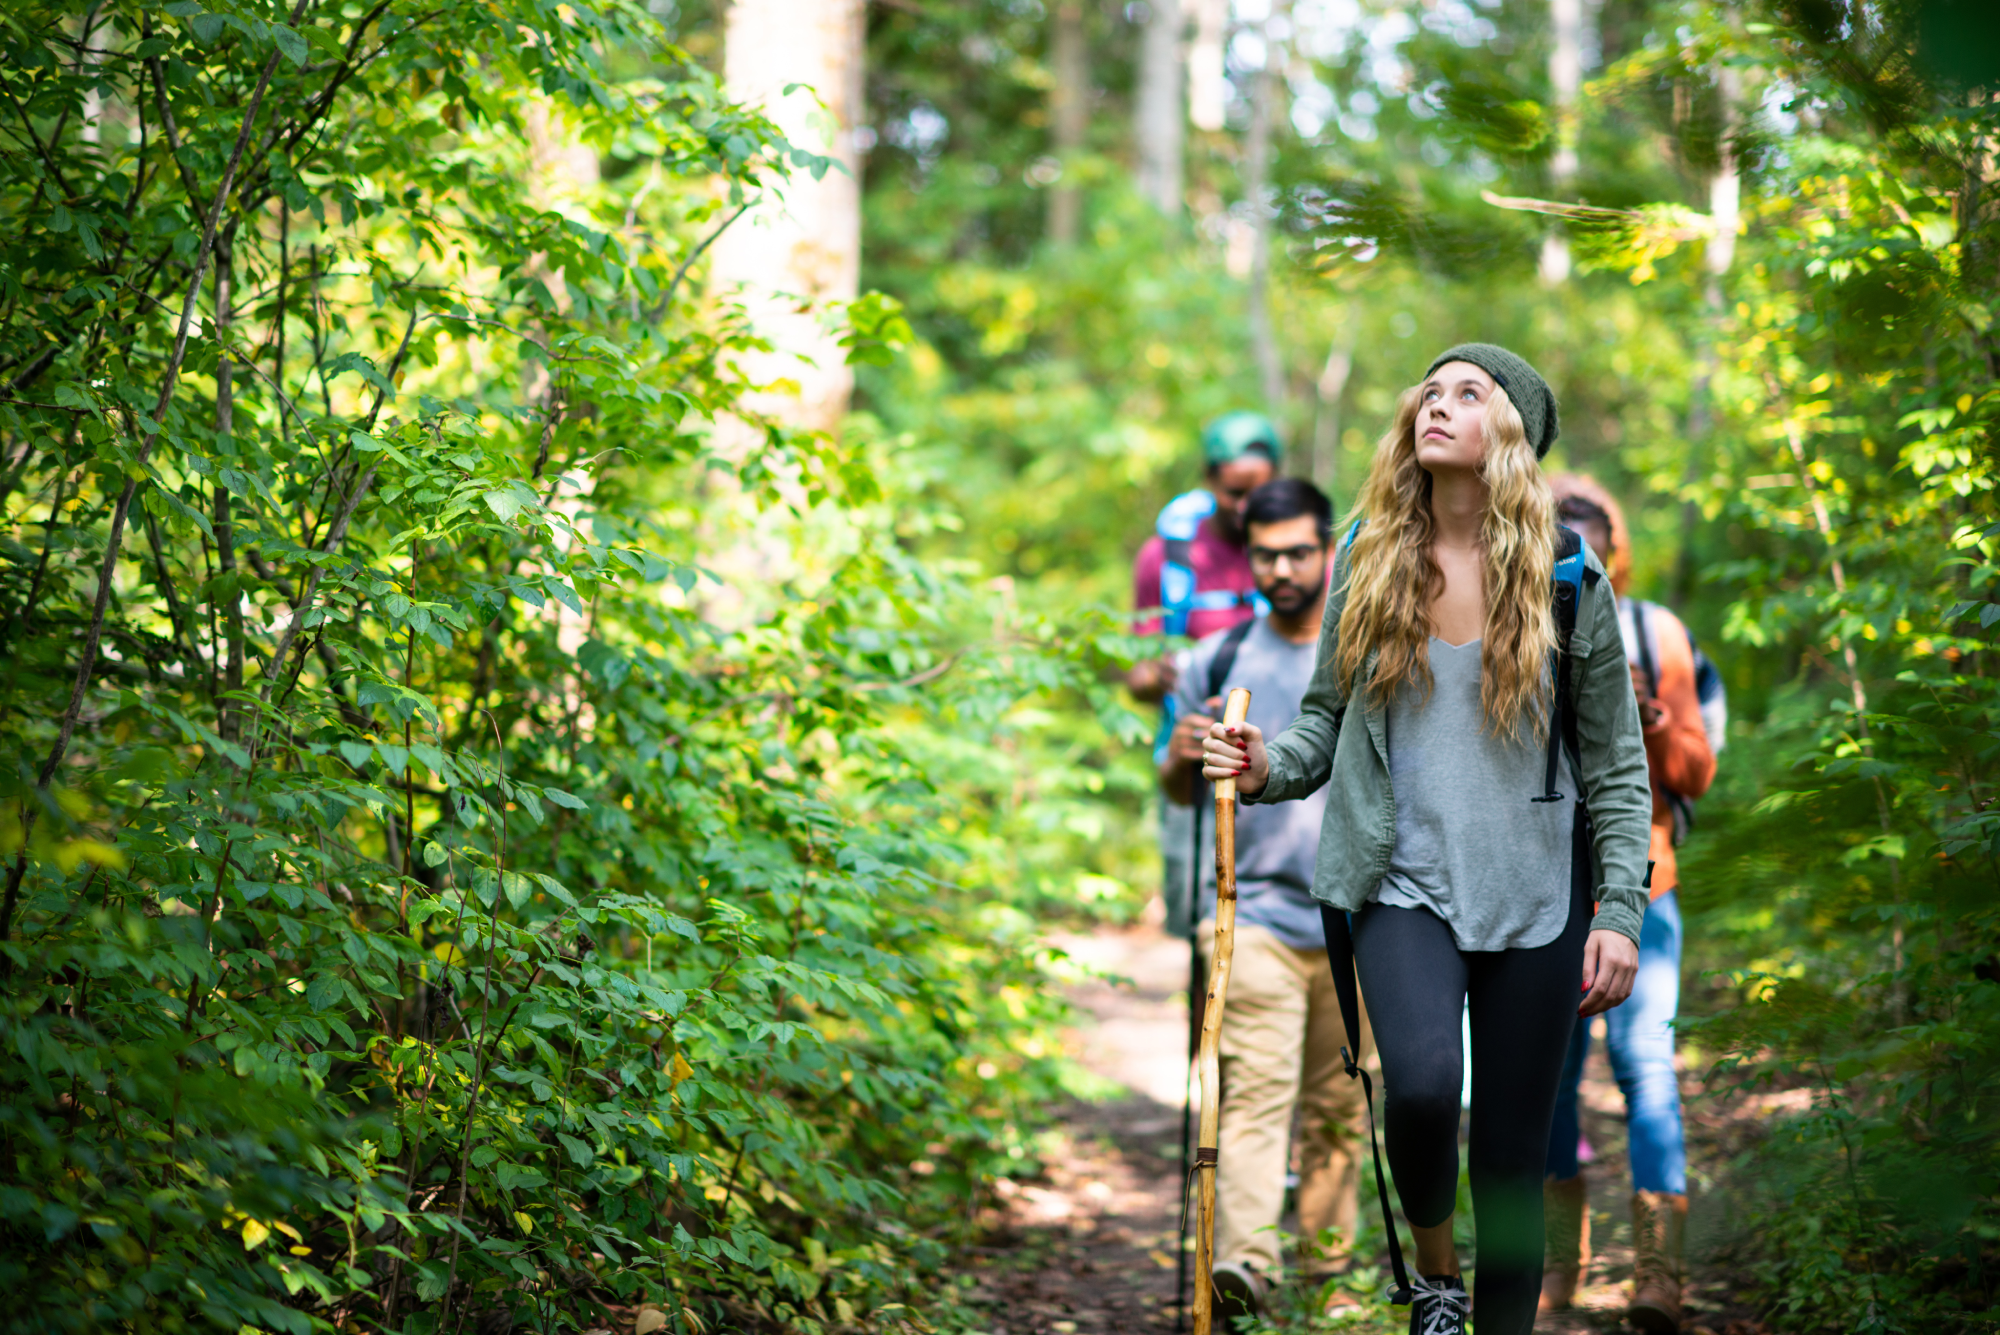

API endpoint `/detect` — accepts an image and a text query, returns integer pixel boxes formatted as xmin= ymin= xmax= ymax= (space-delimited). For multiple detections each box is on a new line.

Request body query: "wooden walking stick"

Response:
xmin=1191 ymin=687 xmax=1251 ymax=1335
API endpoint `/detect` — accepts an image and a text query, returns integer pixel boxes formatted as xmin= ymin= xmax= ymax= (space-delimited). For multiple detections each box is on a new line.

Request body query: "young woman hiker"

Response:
xmin=1200 ymin=344 xmax=1655 ymax=1335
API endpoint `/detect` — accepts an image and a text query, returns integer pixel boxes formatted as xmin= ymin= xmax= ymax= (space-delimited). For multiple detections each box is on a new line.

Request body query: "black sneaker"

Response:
xmin=1211 ymin=1260 xmax=1264 ymax=1328
xmin=1406 ymin=1273 xmax=1469 ymax=1335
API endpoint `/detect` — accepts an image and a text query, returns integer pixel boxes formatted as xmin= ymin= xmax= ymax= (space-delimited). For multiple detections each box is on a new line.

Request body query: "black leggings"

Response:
xmin=1324 ymin=821 xmax=1591 ymax=1335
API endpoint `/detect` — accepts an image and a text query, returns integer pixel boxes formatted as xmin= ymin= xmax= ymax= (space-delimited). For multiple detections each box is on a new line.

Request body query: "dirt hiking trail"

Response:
xmin=950 ymin=921 xmax=1772 ymax=1335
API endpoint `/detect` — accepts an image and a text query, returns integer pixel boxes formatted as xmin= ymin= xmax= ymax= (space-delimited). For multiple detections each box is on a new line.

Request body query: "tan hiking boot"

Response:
xmin=1539 ymin=1172 xmax=1591 ymax=1311
xmin=1629 ymin=1190 xmax=1688 ymax=1332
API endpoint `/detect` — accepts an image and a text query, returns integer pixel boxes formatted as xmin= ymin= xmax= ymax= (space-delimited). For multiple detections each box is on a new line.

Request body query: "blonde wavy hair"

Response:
xmin=1335 ymin=381 xmax=1558 ymax=738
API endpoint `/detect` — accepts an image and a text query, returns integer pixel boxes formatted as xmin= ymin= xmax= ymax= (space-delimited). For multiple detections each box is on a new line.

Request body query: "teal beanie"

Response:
xmin=1425 ymin=344 xmax=1560 ymax=458
xmin=1200 ymin=411 xmax=1283 ymax=468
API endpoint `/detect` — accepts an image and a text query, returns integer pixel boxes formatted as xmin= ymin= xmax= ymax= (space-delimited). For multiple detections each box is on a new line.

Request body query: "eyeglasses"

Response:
xmin=1248 ymin=543 xmax=1326 ymax=570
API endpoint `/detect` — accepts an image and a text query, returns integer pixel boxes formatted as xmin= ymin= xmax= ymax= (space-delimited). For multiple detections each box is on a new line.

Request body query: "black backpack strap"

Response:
xmin=1630 ymin=598 xmax=1659 ymax=700
xmin=1205 ymin=617 xmax=1257 ymax=701
xmin=1536 ymin=528 xmax=1588 ymax=803
xmin=1324 ymin=907 xmax=1413 ymax=1305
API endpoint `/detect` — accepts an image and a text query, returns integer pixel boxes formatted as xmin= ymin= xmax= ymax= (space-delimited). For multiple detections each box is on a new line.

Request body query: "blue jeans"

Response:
xmin=1545 ymin=890 xmax=1686 ymax=1195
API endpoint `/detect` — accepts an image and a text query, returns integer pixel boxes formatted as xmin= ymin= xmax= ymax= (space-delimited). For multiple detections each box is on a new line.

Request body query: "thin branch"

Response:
xmin=649 ymin=200 xmax=754 ymax=321
xmin=0 ymin=395 xmax=85 ymax=414
xmin=361 ymin=302 xmax=422 ymax=435
xmin=246 ymin=298 xmax=419 ymax=732
xmin=2 ymin=467 xmax=77 ymax=647
xmin=145 ymin=510 xmax=200 ymax=671
xmin=854 ymin=652 xmax=965 ymax=692
xmin=148 ymin=53 xmax=206 ymax=214
xmin=0 ymin=78 xmax=75 ymax=203
xmin=252 ymin=461 xmax=379 ymax=720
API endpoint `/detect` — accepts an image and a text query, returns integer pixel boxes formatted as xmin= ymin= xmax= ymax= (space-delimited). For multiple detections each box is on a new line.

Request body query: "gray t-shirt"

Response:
xmin=1374 ymin=637 xmax=1575 ymax=951
xmin=1173 ymin=619 xmax=1329 ymax=951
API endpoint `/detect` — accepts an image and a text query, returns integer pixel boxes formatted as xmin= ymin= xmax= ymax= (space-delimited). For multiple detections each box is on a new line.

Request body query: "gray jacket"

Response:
xmin=1245 ymin=539 xmax=1655 ymax=945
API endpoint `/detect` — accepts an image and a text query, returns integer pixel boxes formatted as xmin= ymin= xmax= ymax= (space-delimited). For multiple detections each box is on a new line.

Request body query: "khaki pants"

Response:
xmin=1197 ymin=919 xmax=1376 ymax=1278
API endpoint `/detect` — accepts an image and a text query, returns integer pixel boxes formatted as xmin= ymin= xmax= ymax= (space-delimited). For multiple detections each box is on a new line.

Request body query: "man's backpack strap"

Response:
xmin=1156 ymin=490 xmax=1217 ymax=637
xmin=1536 ymin=528 xmax=1593 ymax=804
xmin=1326 ymin=908 xmax=1413 ymax=1305
xmin=1204 ymin=618 xmax=1257 ymax=701
xmin=1157 ymin=489 xmax=1269 ymax=632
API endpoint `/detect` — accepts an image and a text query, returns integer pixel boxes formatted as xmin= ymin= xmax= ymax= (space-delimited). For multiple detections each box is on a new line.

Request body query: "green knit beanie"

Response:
xmin=1199 ymin=410 xmax=1283 ymax=467
xmin=1425 ymin=343 xmax=1560 ymax=458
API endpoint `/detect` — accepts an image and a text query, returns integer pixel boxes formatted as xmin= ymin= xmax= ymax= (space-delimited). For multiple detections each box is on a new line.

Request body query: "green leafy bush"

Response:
xmin=0 ymin=2 xmax=1107 ymax=1331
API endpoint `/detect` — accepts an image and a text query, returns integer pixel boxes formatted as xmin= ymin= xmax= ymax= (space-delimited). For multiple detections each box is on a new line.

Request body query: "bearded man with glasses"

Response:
xmin=1160 ymin=477 xmax=1373 ymax=1323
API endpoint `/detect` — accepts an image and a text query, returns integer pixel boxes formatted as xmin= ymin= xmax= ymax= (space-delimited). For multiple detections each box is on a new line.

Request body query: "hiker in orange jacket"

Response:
xmin=1542 ymin=474 xmax=1718 ymax=1332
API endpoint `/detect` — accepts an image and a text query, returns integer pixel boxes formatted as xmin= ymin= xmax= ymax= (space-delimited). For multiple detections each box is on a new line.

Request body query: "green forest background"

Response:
xmin=1 ymin=0 xmax=1997 ymax=1332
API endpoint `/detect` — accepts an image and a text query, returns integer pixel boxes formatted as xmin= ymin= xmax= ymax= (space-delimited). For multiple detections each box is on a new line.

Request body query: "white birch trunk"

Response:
xmin=1188 ymin=0 xmax=1229 ymax=133
xmin=1049 ymin=0 xmax=1087 ymax=246
xmin=1706 ymin=64 xmax=1741 ymax=282
xmin=1245 ymin=8 xmax=1286 ymax=412
xmin=1134 ymin=0 xmax=1184 ymax=214
xmin=709 ymin=0 xmax=866 ymax=434
xmin=1539 ymin=0 xmax=1584 ymax=284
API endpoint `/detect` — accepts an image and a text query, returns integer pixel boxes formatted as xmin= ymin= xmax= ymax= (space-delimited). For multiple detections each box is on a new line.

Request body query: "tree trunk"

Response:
xmin=1539 ymin=0 xmax=1583 ymax=283
xmin=1133 ymin=0 xmax=1184 ymax=214
xmin=1705 ymin=65 xmax=1742 ymax=286
xmin=214 ymin=239 xmax=243 ymax=741
xmin=1049 ymin=0 xmax=1087 ymax=246
xmin=709 ymin=0 xmax=866 ymax=433
xmin=1244 ymin=12 xmax=1284 ymax=414
xmin=1313 ymin=324 xmax=1354 ymax=494
xmin=1188 ymin=0 xmax=1228 ymax=133
xmin=1673 ymin=63 xmax=1740 ymax=601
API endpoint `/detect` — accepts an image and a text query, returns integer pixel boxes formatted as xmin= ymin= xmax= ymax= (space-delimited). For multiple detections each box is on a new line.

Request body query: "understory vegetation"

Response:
xmin=0 ymin=1 xmax=1126 ymax=1331
xmin=3 ymin=0 xmax=1999 ymax=1332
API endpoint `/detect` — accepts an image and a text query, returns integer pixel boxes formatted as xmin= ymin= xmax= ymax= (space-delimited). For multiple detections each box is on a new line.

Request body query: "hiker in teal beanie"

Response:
xmin=1425 ymin=343 xmax=1560 ymax=459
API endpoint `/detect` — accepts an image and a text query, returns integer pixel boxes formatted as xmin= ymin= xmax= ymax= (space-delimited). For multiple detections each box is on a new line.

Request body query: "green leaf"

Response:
xmin=337 ymin=741 xmax=374 ymax=769
xmin=484 ymin=488 xmax=526 ymax=522
xmin=306 ymin=974 xmax=342 ymax=1012
xmin=495 ymin=1164 xmax=546 ymax=1193
xmin=557 ymin=1133 xmax=594 ymax=1166
xmin=544 ymin=578 xmax=582 ymax=615
xmin=541 ymin=788 xmax=586 ymax=810
xmin=272 ymin=24 xmax=307 ymax=65
xmin=190 ymin=12 xmax=223 ymax=43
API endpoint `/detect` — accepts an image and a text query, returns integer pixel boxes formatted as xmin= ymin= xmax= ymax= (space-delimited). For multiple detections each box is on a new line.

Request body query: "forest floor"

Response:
xmin=947 ymin=919 xmax=1782 ymax=1335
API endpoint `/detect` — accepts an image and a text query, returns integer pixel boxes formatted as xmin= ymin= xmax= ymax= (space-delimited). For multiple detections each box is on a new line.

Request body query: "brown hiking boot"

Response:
xmin=1629 ymin=1190 xmax=1688 ymax=1332
xmin=1539 ymin=1172 xmax=1591 ymax=1311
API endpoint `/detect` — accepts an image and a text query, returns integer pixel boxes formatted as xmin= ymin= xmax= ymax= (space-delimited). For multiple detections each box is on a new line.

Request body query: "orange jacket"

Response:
xmin=1628 ymin=600 xmax=1715 ymax=895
